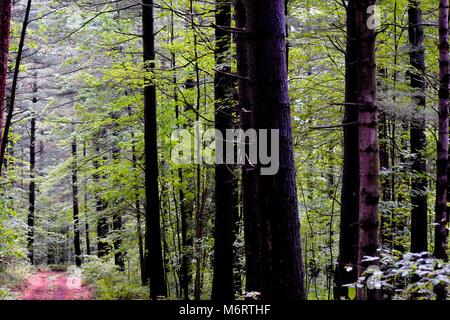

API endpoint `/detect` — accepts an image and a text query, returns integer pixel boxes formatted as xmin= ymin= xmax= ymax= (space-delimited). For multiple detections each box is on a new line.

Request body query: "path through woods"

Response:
xmin=19 ymin=271 xmax=92 ymax=300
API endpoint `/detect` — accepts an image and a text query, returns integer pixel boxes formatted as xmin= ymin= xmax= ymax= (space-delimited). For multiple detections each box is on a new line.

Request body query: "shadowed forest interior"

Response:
xmin=1 ymin=0 xmax=450 ymax=301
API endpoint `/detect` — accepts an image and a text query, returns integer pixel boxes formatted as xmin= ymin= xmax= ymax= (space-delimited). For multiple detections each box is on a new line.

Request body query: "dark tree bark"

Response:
xmin=435 ymin=0 xmax=449 ymax=262
xmin=112 ymin=211 xmax=124 ymax=271
xmin=0 ymin=0 xmax=11 ymax=151
xmin=211 ymin=0 xmax=235 ymax=302
xmin=27 ymin=115 xmax=36 ymax=264
xmin=336 ymin=0 xmax=380 ymax=301
xmin=111 ymin=114 xmax=125 ymax=272
xmin=142 ymin=0 xmax=167 ymax=298
xmin=334 ymin=0 xmax=361 ymax=300
xmin=72 ymin=138 xmax=82 ymax=267
xmin=83 ymin=144 xmax=91 ymax=256
xmin=246 ymin=0 xmax=306 ymax=300
xmin=355 ymin=0 xmax=380 ymax=301
xmin=408 ymin=0 xmax=428 ymax=253
xmin=234 ymin=0 xmax=263 ymax=296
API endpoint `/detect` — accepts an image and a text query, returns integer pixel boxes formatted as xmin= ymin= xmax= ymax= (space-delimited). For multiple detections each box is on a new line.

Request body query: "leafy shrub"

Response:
xmin=354 ymin=250 xmax=450 ymax=300
xmin=82 ymin=256 xmax=149 ymax=300
xmin=0 ymin=287 xmax=15 ymax=300
xmin=48 ymin=264 xmax=68 ymax=272
xmin=0 ymin=263 xmax=31 ymax=299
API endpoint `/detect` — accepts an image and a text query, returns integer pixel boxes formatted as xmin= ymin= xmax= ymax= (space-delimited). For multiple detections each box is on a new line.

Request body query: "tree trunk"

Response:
xmin=408 ymin=0 xmax=428 ymax=253
xmin=83 ymin=144 xmax=91 ymax=256
xmin=351 ymin=0 xmax=380 ymax=301
xmin=211 ymin=0 xmax=235 ymax=302
xmin=27 ymin=115 xmax=36 ymax=264
xmin=142 ymin=0 xmax=167 ymax=298
xmin=94 ymin=138 xmax=109 ymax=258
xmin=112 ymin=213 xmax=124 ymax=271
xmin=246 ymin=0 xmax=306 ymax=300
xmin=72 ymin=138 xmax=82 ymax=267
xmin=111 ymin=114 xmax=125 ymax=272
xmin=234 ymin=0 xmax=263 ymax=296
xmin=435 ymin=0 xmax=449 ymax=262
xmin=334 ymin=0 xmax=361 ymax=300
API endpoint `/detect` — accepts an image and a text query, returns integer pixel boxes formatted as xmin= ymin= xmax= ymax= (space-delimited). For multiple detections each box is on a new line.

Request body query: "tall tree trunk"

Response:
xmin=142 ymin=0 xmax=167 ymax=298
xmin=27 ymin=115 xmax=36 ymax=264
xmin=435 ymin=0 xmax=449 ymax=262
xmin=0 ymin=0 xmax=11 ymax=151
xmin=94 ymin=139 xmax=109 ymax=258
xmin=334 ymin=0 xmax=361 ymax=300
xmin=170 ymin=9 xmax=192 ymax=299
xmin=434 ymin=0 xmax=450 ymax=300
xmin=347 ymin=0 xmax=380 ymax=299
xmin=408 ymin=0 xmax=428 ymax=253
xmin=211 ymin=0 xmax=235 ymax=302
xmin=246 ymin=0 xmax=305 ymax=300
xmin=0 ymin=0 xmax=31 ymax=175
xmin=234 ymin=0 xmax=263 ymax=296
xmin=352 ymin=0 xmax=380 ymax=301
xmin=112 ymin=213 xmax=124 ymax=271
xmin=72 ymin=138 xmax=82 ymax=267
xmin=111 ymin=114 xmax=125 ymax=272
xmin=83 ymin=144 xmax=91 ymax=256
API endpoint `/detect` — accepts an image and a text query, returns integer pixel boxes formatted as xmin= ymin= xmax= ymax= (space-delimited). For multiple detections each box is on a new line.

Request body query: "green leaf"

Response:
xmin=348 ymin=287 xmax=356 ymax=300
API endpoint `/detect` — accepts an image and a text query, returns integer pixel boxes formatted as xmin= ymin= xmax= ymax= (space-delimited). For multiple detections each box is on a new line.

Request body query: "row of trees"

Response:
xmin=2 ymin=0 xmax=450 ymax=301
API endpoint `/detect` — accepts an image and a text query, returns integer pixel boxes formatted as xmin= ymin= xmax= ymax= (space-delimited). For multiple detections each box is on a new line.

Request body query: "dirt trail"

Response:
xmin=19 ymin=271 xmax=93 ymax=300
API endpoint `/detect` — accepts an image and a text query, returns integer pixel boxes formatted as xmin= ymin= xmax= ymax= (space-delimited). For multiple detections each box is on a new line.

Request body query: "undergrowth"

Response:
xmin=81 ymin=256 xmax=149 ymax=300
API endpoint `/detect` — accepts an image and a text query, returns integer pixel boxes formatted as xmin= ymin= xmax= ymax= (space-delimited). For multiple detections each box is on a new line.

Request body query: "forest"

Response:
xmin=2 ymin=0 xmax=450 ymax=302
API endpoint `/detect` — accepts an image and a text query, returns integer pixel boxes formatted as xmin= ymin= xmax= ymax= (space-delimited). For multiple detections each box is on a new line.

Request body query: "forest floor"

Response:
xmin=18 ymin=271 xmax=93 ymax=300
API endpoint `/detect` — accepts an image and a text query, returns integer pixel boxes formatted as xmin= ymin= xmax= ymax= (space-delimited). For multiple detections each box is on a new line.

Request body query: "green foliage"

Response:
xmin=355 ymin=251 xmax=450 ymax=300
xmin=82 ymin=257 xmax=149 ymax=300
xmin=0 ymin=264 xmax=31 ymax=300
